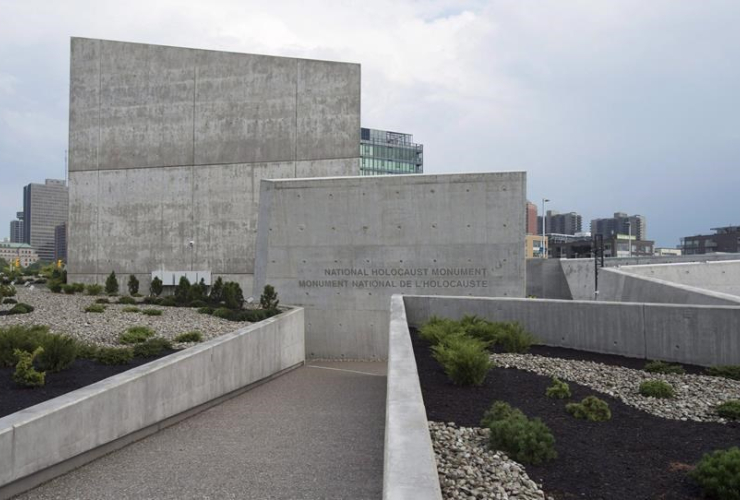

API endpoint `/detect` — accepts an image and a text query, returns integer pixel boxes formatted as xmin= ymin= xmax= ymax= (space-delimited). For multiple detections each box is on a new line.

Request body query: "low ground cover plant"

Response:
xmin=133 ymin=337 xmax=172 ymax=358
xmin=716 ymin=400 xmax=740 ymax=420
xmin=481 ymin=401 xmax=557 ymax=465
xmin=546 ymin=377 xmax=571 ymax=399
xmin=175 ymin=331 xmax=203 ymax=343
xmin=13 ymin=347 xmax=45 ymax=387
xmin=421 ymin=315 xmax=536 ymax=354
xmin=644 ymin=360 xmax=686 ymax=375
xmin=566 ymin=396 xmax=612 ymax=422
xmin=85 ymin=304 xmax=106 ymax=313
xmin=117 ymin=296 xmax=136 ymax=305
xmin=86 ymin=284 xmax=103 ymax=296
xmin=95 ymin=298 xmax=110 ymax=304
xmin=691 ymin=447 xmax=740 ymax=500
xmin=119 ymin=326 xmax=156 ymax=344
xmin=142 ymin=308 xmax=163 ymax=316
xmin=639 ymin=380 xmax=675 ymax=399
xmin=95 ymin=346 xmax=134 ymax=365
xmin=2 ymin=298 xmax=17 ymax=304
xmin=706 ymin=365 xmax=740 ymax=381
xmin=122 ymin=306 xmax=140 ymax=313
xmin=432 ymin=335 xmax=493 ymax=386
xmin=7 ymin=303 xmax=34 ymax=315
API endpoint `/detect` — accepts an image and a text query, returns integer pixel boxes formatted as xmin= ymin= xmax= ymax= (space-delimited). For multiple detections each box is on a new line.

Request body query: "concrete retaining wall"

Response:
xmin=402 ymin=295 xmax=740 ymax=366
xmin=0 ymin=308 xmax=304 ymax=495
xmin=621 ymin=260 xmax=740 ymax=297
xmin=384 ymin=295 xmax=442 ymax=500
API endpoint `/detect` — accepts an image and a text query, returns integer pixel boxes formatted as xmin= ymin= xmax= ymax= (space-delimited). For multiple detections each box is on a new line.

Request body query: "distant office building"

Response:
xmin=23 ymin=179 xmax=68 ymax=262
xmin=537 ymin=210 xmax=582 ymax=236
xmin=526 ymin=201 xmax=537 ymax=235
xmin=654 ymin=247 xmax=682 ymax=257
xmin=54 ymin=223 xmax=67 ymax=262
xmin=549 ymin=233 xmax=654 ymax=259
xmin=0 ymin=242 xmax=39 ymax=267
xmin=10 ymin=212 xmax=24 ymax=243
xmin=525 ymin=234 xmax=547 ymax=258
xmin=681 ymin=226 xmax=740 ymax=255
xmin=591 ymin=212 xmax=647 ymax=241
xmin=360 ymin=127 xmax=423 ymax=175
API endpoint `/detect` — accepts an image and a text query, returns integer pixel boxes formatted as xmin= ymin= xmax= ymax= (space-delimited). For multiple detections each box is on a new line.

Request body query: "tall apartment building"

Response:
xmin=360 ymin=127 xmax=423 ymax=175
xmin=681 ymin=226 xmax=740 ymax=255
xmin=54 ymin=223 xmax=67 ymax=262
xmin=525 ymin=201 xmax=537 ymax=235
xmin=9 ymin=212 xmax=24 ymax=243
xmin=537 ymin=210 xmax=582 ymax=236
xmin=591 ymin=212 xmax=647 ymax=241
xmin=22 ymin=179 xmax=69 ymax=262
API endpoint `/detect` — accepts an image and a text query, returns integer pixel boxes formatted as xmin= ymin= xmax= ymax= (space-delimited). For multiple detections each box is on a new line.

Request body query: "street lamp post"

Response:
xmin=626 ymin=221 xmax=632 ymax=258
xmin=541 ymin=198 xmax=550 ymax=258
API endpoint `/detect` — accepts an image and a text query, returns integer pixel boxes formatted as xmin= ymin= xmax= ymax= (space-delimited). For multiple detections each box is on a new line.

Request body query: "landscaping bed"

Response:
xmin=412 ymin=330 xmax=740 ymax=500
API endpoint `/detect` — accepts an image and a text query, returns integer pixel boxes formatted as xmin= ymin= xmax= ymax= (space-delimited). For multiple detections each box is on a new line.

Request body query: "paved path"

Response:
xmin=19 ymin=361 xmax=387 ymax=500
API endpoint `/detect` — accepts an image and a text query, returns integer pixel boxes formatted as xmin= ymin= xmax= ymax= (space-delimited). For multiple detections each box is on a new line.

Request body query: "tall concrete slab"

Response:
xmin=68 ymin=38 xmax=360 ymax=287
xmin=254 ymin=172 xmax=526 ymax=359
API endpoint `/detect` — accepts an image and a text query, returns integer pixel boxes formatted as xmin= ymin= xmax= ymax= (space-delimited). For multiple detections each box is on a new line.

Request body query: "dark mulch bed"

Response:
xmin=0 ymin=350 xmax=176 ymax=419
xmin=412 ymin=331 xmax=740 ymax=500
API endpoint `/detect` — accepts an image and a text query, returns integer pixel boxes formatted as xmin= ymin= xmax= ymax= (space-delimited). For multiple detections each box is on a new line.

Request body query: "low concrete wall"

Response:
xmin=0 ymin=308 xmax=304 ymax=495
xmin=621 ymin=260 xmax=740 ymax=297
xmin=384 ymin=295 xmax=442 ymax=500
xmin=402 ymin=295 xmax=740 ymax=366
xmin=526 ymin=259 xmax=572 ymax=300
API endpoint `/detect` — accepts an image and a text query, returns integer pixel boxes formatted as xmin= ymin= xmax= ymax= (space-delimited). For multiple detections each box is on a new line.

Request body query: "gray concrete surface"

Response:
xmin=620 ymin=260 xmax=740 ymax=297
xmin=0 ymin=309 xmax=304 ymax=491
xmin=384 ymin=295 xmax=442 ymax=500
xmin=67 ymin=38 xmax=361 ymax=290
xmin=17 ymin=360 xmax=386 ymax=500
xmin=254 ymin=172 xmax=526 ymax=358
xmin=403 ymin=295 xmax=740 ymax=366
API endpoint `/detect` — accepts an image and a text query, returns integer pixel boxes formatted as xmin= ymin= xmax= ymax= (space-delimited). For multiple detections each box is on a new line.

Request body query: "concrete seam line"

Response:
xmin=306 ymin=365 xmax=384 ymax=377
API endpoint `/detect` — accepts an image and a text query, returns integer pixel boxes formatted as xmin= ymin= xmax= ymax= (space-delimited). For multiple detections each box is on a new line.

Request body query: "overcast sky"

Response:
xmin=1 ymin=0 xmax=738 ymax=247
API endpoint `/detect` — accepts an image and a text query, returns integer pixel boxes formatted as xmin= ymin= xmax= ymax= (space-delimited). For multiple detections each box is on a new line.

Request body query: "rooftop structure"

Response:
xmin=360 ymin=127 xmax=423 ymax=175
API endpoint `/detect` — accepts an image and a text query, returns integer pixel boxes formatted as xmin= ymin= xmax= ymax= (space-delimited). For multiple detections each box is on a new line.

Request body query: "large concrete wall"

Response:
xmin=254 ymin=172 xmax=526 ymax=359
xmin=403 ymin=295 xmax=740 ymax=366
xmin=68 ymin=38 xmax=360 ymax=291
xmin=621 ymin=260 xmax=740 ymax=297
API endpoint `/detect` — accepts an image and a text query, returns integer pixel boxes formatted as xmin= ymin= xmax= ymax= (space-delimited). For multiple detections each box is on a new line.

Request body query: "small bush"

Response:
xmin=149 ymin=276 xmax=163 ymax=297
xmin=49 ymin=282 xmax=62 ymax=293
xmin=2 ymin=298 xmax=17 ymax=304
xmin=85 ymin=304 xmax=106 ymax=313
xmin=187 ymin=279 xmax=208 ymax=304
xmin=175 ymin=331 xmax=203 ymax=343
xmin=76 ymin=342 xmax=99 ymax=359
xmin=119 ymin=326 xmax=155 ymax=344
xmin=480 ymin=401 xmax=524 ymax=428
xmin=160 ymin=297 xmax=177 ymax=307
xmin=483 ymin=401 xmax=557 ymax=465
xmin=8 ymin=303 xmax=34 ymax=315
xmin=86 ymin=284 xmax=103 ymax=296
xmin=639 ymin=380 xmax=675 ymax=399
xmin=188 ymin=300 xmax=208 ymax=308
xmin=197 ymin=306 xmax=214 ymax=315
xmin=213 ymin=307 xmax=235 ymax=320
xmin=95 ymin=346 xmax=133 ymax=365
xmin=71 ymin=283 xmax=85 ymax=293
xmin=36 ymin=334 xmax=78 ymax=372
xmin=235 ymin=308 xmax=279 ymax=322
xmin=566 ymin=396 xmax=612 ymax=422
xmin=260 ymin=284 xmax=279 ymax=310
xmin=691 ymin=447 xmax=740 ymax=500
xmin=464 ymin=320 xmax=502 ymax=344
xmin=716 ymin=400 xmax=740 ymax=420
xmin=644 ymin=360 xmax=686 ymax=375
xmin=546 ymin=377 xmax=572 ymax=399
xmin=12 ymin=347 xmax=46 ymax=387
xmin=432 ymin=335 xmax=493 ymax=386
xmin=419 ymin=317 xmax=465 ymax=346
xmin=706 ymin=366 xmax=740 ymax=381
xmin=142 ymin=308 xmax=163 ymax=316
xmin=0 ymin=283 xmax=16 ymax=299
xmin=209 ymin=277 xmax=224 ymax=305
xmin=105 ymin=271 xmax=119 ymax=295
xmin=95 ymin=297 xmax=110 ymax=304
xmin=223 ymin=281 xmax=244 ymax=310
xmin=122 ymin=306 xmax=140 ymax=313
xmin=62 ymin=284 xmax=77 ymax=294
xmin=174 ymin=276 xmax=191 ymax=305
xmin=0 ymin=325 xmax=52 ymax=367
xmin=495 ymin=322 xmax=536 ymax=353
xmin=128 ymin=275 xmax=139 ymax=296
xmin=133 ymin=337 xmax=172 ymax=358
xmin=117 ymin=296 xmax=136 ymax=305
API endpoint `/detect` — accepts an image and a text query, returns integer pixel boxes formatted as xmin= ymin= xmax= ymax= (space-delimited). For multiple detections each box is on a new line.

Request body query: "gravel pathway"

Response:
xmin=491 ymin=353 xmax=740 ymax=423
xmin=0 ymin=287 xmax=248 ymax=346
xmin=430 ymin=421 xmax=548 ymax=500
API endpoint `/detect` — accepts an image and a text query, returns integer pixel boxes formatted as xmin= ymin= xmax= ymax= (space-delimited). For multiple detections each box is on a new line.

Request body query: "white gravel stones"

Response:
xmin=430 ymin=421 xmax=548 ymax=500
xmin=0 ymin=287 xmax=249 ymax=347
xmin=491 ymin=353 xmax=740 ymax=423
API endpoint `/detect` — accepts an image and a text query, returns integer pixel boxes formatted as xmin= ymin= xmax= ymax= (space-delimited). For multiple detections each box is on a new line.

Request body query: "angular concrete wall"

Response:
xmin=621 ymin=260 xmax=740 ymax=297
xmin=68 ymin=38 xmax=360 ymax=290
xmin=254 ymin=172 xmax=526 ymax=358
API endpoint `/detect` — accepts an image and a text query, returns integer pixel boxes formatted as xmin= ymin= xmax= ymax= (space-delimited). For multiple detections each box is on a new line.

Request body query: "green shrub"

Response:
xmin=546 ymin=377 xmax=572 ymax=399
xmin=71 ymin=283 xmax=85 ymax=293
xmin=0 ymin=325 xmax=52 ymax=366
xmin=119 ymin=326 xmax=155 ymax=344
xmin=2 ymin=297 xmax=17 ymax=304
xmin=122 ymin=306 xmax=140 ymax=313
xmin=209 ymin=277 xmax=224 ymax=305
xmin=432 ymin=335 xmax=493 ymax=386
xmin=639 ymin=380 xmax=675 ymax=398
xmin=706 ymin=366 xmax=740 ymax=381
xmin=76 ymin=342 xmax=99 ymax=359
xmin=480 ymin=401 xmax=524 ymax=428
xmin=84 ymin=304 xmax=106 ymax=313
xmin=8 ymin=303 xmax=34 ymax=315
xmin=86 ymin=284 xmax=103 ymax=296
xmin=175 ymin=331 xmax=203 ymax=343
xmin=174 ymin=276 xmax=191 ymax=305
xmin=105 ymin=271 xmax=119 ymax=295
xmin=213 ymin=307 xmax=235 ymax=320
xmin=691 ymin=447 xmax=740 ymax=500
xmin=419 ymin=317 xmax=464 ymax=346
xmin=187 ymin=279 xmax=208 ymax=304
xmin=464 ymin=320 xmax=502 ymax=344
xmin=128 ymin=274 xmax=139 ymax=296
xmin=716 ymin=400 xmax=740 ymax=420
xmin=12 ymin=347 xmax=46 ymax=387
xmin=117 ymin=296 xmax=136 ymax=305
xmin=142 ymin=308 xmax=163 ymax=316
xmin=566 ymin=396 xmax=611 ymax=421
xmin=483 ymin=401 xmax=557 ymax=465
xmin=49 ymin=282 xmax=62 ymax=293
xmin=160 ymin=297 xmax=177 ymax=307
xmin=62 ymin=283 xmax=77 ymax=294
xmin=95 ymin=346 xmax=133 ymax=365
xmin=149 ymin=276 xmax=163 ymax=297
xmin=236 ymin=308 xmax=279 ymax=322
xmin=188 ymin=300 xmax=208 ymax=308
xmin=260 ymin=284 xmax=279 ymax=310
xmin=197 ymin=306 xmax=214 ymax=315
xmin=644 ymin=360 xmax=686 ymax=375
xmin=223 ymin=281 xmax=244 ymax=310
xmin=0 ymin=283 xmax=16 ymax=299
xmin=495 ymin=322 xmax=536 ymax=353
xmin=95 ymin=297 xmax=110 ymax=304
xmin=36 ymin=334 xmax=78 ymax=372
xmin=133 ymin=337 xmax=172 ymax=358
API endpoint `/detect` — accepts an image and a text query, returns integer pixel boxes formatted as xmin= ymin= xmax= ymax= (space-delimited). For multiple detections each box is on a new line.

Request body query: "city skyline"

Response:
xmin=1 ymin=1 xmax=739 ymax=248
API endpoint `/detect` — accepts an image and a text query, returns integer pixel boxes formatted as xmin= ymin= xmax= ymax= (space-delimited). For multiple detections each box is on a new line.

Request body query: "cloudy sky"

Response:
xmin=1 ymin=0 xmax=738 ymax=247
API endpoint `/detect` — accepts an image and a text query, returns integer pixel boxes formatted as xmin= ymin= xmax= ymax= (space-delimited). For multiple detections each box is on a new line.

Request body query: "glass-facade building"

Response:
xmin=360 ymin=128 xmax=423 ymax=175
